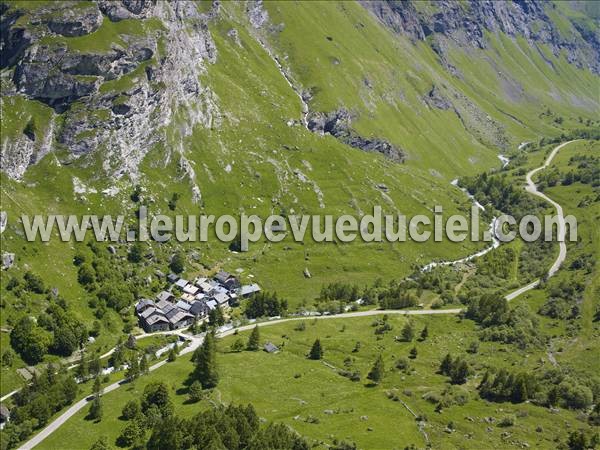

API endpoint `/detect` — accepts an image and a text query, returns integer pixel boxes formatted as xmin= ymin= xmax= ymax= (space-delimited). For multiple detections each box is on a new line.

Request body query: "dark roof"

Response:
xmin=165 ymin=308 xmax=178 ymax=320
xmin=190 ymin=301 xmax=208 ymax=316
xmin=140 ymin=307 xmax=163 ymax=319
xmin=215 ymin=270 xmax=234 ymax=283
xmin=167 ymin=273 xmax=179 ymax=282
xmin=156 ymin=299 xmax=175 ymax=313
xmin=263 ymin=342 xmax=279 ymax=353
xmin=135 ymin=299 xmax=155 ymax=312
xmin=223 ymin=278 xmax=241 ymax=290
xmin=145 ymin=314 xmax=169 ymax=326
xmin=168 ymin=310 xmax=193 ymax=325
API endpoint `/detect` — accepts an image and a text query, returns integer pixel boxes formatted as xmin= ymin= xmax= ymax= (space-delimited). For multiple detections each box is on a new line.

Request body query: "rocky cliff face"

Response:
xmin=1 ymin=0 xmax=219 ymax=181
xmin=362 ymin=0 xmax=600 ymax=74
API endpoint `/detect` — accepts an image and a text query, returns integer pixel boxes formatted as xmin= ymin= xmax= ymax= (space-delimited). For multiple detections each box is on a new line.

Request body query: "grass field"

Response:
xmin=37 ymin=312 xmax=593 ymax=450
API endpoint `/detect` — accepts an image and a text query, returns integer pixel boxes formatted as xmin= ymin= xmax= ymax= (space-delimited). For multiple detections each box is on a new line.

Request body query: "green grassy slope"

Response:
xmin=37 ymin=314 xmax=592 ymax=450
xmin=1 ymin=0 xmax=598 ymax=396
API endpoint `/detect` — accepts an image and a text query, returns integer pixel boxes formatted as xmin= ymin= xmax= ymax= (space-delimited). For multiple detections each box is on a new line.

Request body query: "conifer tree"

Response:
xmin=247 ymin=325 xmax=260 ymax=351
xmin=140 ymin=354 xmax=149 ymax=374
xmin=450 ymin=358 xmax=469 ymax=384
xmin=76 ymin=352 xmax=89 ymax=381
xmin=88 ymin=378 xmax=103 ymax=421
xmin=88 ymin=396 xmax=103 ymax=421
xmin=188 ymin=380 xmax=203 ymax=403
xmin=409 ymin=346 xmax=418 ymax=359
xmin=401 ymin=321 xmax=415 ymax=342
xmin=420 ymin=326 xmax=429 ymax=341
xmin=367 ymin=354 xmax=385 ymax=384
xmin=440 ymin=353 xmax=453 ymax=375
xmin=308 ymin=338 xmax=323 ymax=360
xmin=126 ymin=356 xmax=140 ymax=380
xmin=194 ymin=332 xmax=218 ymax=388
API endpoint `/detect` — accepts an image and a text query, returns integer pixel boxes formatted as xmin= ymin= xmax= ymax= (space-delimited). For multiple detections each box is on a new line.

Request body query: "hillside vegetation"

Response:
xmin=0 ymin=2 xmax=599 ymax=447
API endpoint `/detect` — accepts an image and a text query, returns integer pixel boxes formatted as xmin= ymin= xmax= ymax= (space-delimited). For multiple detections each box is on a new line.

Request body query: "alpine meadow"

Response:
xmin=0 ymin=1 xmax=599 ymax=450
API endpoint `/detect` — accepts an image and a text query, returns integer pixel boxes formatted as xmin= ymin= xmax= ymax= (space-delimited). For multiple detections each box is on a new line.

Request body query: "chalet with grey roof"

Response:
xmin=156 ymin=291 xmax=174 ymax=303
xmin=240 ymin=283 xmax=261 ymax=297
xmin=174 ymin=278 xmax=189 ymax=289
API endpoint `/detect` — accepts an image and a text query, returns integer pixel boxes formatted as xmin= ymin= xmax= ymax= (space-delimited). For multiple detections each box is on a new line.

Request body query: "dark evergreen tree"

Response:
xmin=247 ymin=325 xmax=260 ymax=351
xmin=188 ymin=380 xmax=203 ymax=403
xmin=88 ymin=397 xmax=103 ymax=421
xmin=367 ymin=355 xmax=385 ymax=384
xmin=409 ymin=346 xmax=418 ymax=359
xmin=170 ymin=252 xmax=185 ymax=274
xmin=126 ymin=356 xmax=140 ymax=380
xmin=194 ymin=332 xmax=219 ymax=388
xmin=208 ymin=306 xmax=225 ymax=327
xmin=128 ymin=243 xmax=144 ymax=263
xmin=141 ymin=382 xmax=173 ymax=417
xmin=449 ymin=359 xmax=469 ymax=384
xmin=440 ymin=353 xmax=453 ymax=375
xmin=308 ymin=338 xmax=323 ymax=360
xmin=140 ymin=354 xmax=149 ymax=375
xmin=117 ymin=418 xmax=145 ymax=448
xmin=89 ymin=436 xmax=111 ymax=450
xmin=401 ymin=321 xmax=415 ymax=342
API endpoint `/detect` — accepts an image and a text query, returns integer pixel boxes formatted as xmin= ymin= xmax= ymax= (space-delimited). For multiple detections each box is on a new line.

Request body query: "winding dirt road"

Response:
xmin=18 ymin=141 xmax=575 ymax=449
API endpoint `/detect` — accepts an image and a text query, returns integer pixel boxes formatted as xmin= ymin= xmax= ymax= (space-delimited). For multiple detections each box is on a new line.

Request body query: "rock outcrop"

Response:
xmin=307 ymin=109 xmax=405 ymax=163
xmin=97 ymin=0 xmax=157 ymax=22
xmin=1 ymin=0 xmax=220 ymax=181
xmin=362 ymin=0 xmax=600 ymax=74
xmin=47 ymin=3 xmax=103 ymax=37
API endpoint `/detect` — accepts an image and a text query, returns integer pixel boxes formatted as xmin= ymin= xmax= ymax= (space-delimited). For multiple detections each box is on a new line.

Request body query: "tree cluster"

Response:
xmin=10 ymin=300 xmax=88 ymax=364
xmin=439 ymin=354 xmax=470 ymax=385
xmin=478 ymin=368 xmax=540 ymax=403
xmin=245 ymin=292 xmax=288 ymax=319
xmin=319 ymin=282 xmax=359 ymax=303
xmin=1 ymin=366 xmax=78 ymax=449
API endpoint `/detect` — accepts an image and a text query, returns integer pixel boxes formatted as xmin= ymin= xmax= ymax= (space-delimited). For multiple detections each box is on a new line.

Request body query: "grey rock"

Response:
xmin=3 ymin=0 xmax=220 ymax=182
xmin=247 ymin=1 xmax=269 ymax=29
xmin=2 ymin=252 xmax=15 ymax=270
xmin=13 ymin=43 xmax=101 ymax=110
xmin=0 ymin=211 xmax=7 ymax=233
xmin=227 ymin=28 xmax=241 ymax=46
xmin=424 ymin=85 xmax=452 ymax=110
xmin=98 ymin=0 xmax=157 ymax=22
xmin=0 ymin=9 xmax=32 ymax=69
xmin=307 ymin=109 xmax=405 ymax=162
xmin=47 ymin=4 xmax=103 ymax=37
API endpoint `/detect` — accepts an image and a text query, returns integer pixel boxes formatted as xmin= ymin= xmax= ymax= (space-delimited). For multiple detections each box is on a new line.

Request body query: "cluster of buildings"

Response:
xmin=135 ymin=271 xmax=261 ymax=332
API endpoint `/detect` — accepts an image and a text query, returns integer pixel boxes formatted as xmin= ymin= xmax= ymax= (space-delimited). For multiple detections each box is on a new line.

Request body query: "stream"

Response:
xmin=256 ymin=38 xmax=310 ymax=129
xmin=421 ymin=154 xmax=509 ymax=272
